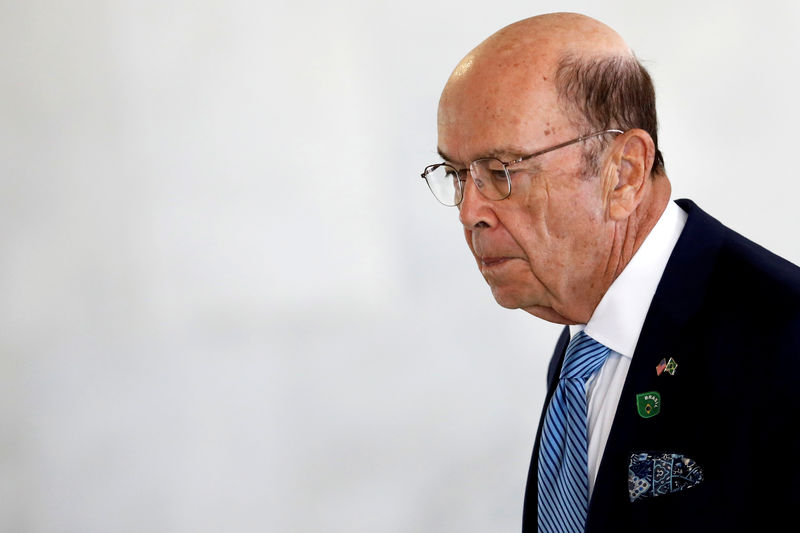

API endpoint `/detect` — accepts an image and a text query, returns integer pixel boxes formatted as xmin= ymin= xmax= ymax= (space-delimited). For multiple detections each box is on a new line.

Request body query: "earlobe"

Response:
xmin=606 ymin=130 xmax=654 ymax=221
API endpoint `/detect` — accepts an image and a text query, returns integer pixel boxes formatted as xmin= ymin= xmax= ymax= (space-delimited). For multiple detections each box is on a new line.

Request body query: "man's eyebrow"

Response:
xmin=437 ymin=147 xmax=456 ymax=164
xmin=485 ymin=146 xmax=531 ymax=160
xmin=436 ymin=146 xmax=534 ymax=164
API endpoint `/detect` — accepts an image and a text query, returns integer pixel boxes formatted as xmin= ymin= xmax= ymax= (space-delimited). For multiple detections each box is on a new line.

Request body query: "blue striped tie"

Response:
xmin=538 ymin=330 xmax=610 ymax=533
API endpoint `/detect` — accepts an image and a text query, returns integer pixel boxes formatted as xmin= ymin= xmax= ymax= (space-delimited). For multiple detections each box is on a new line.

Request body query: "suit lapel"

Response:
xmin=585 ymin=200 xmax=727 ymax=531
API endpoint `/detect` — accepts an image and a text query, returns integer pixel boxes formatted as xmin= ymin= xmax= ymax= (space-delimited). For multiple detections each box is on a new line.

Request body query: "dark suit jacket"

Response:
xmin=522 ymin=199 xmax=800 ymax=532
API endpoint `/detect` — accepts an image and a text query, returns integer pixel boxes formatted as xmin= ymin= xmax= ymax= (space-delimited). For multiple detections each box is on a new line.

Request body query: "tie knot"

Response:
xmin=560 ymin=330 xmax=610 ymax=380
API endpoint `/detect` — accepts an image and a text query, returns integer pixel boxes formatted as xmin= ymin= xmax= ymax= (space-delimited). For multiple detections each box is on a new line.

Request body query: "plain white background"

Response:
xmin=2 ymin=1 xmax=800 ymax=531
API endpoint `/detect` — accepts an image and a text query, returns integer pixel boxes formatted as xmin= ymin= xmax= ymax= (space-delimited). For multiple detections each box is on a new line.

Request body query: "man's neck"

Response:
xmin=561 ymin=174 xmax=673 ymax=325
xmin=609 ymin=173 xmax=672 ymax=282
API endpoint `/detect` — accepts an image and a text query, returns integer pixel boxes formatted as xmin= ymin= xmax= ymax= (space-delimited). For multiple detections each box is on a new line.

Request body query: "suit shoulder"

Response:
xmin=716 ymin=226 xmax=800 ymax=309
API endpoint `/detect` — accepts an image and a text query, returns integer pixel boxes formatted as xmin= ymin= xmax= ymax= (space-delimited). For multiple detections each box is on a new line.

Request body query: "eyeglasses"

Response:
xmin=420 ymin=129 xmax=623 ymax=206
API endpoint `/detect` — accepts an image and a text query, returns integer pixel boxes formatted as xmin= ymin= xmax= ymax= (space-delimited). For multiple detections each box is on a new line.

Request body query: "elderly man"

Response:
xmin=421 ymin=12 xmax=800 ymax=533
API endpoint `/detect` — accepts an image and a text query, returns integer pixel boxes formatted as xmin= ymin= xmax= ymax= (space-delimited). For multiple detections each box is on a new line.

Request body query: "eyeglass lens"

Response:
xmin=424 ymin=159 xmax=510 ymax=206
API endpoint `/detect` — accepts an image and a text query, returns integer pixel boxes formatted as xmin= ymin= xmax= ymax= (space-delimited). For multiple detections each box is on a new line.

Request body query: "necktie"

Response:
xmin=538 ymin=330 xmax=610 ymax=533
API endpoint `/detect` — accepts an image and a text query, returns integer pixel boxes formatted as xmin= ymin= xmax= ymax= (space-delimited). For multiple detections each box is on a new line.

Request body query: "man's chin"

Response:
xmin=522 ymin=305 xmax=574 ymax=324
xmin=488 ymin=287 xmax=574 ymax=324
xmin=489 ymin=285 xmax=529 ymax=310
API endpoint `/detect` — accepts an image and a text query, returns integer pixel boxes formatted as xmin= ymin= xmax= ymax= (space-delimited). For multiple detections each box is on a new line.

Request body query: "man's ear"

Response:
xmin=604 ymin=129 xmax=655 ymax=220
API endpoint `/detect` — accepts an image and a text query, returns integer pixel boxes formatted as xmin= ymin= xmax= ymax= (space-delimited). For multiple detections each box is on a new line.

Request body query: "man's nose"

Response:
xmin=459 ymin=175 xmax=493 ymax=229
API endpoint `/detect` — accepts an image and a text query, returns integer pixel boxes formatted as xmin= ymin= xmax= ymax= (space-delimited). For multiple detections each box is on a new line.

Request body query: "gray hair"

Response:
xmin=556 ymin=53 xmax=665 ymax=177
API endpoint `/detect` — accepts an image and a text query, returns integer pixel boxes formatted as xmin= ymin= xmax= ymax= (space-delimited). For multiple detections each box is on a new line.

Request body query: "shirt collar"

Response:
xmin=569 ymin=200 xmax=688 ymax=357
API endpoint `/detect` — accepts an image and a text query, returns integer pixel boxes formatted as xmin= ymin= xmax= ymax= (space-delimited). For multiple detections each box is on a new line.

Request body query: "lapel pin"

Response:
xmin=636 ymin=391 xmax=661 ymax=418
xmin=665 ymin=357 xmax=678 ymax=376
xmin=656 ymin=358 xmax=667 ymax=376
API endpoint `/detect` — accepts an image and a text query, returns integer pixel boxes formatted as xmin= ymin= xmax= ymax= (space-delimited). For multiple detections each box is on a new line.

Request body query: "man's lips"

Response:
xmin=480 ymin=256 xmax=516 ymax=268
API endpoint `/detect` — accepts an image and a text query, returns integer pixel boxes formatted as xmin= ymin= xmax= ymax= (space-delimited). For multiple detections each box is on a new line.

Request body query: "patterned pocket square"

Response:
xmin=628 ymin=452 xmax=704 ymax=502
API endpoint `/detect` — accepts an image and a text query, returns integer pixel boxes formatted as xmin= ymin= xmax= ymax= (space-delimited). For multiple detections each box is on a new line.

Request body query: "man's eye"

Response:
xmin=446 ymin=170 xmax=466 ymax=183
xmin=507 ymin=168 xmax=534 ymax=179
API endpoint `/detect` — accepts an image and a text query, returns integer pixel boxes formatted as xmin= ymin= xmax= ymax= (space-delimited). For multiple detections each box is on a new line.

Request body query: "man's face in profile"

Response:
xmin=437 ymin=60 xmax=614 ymax=325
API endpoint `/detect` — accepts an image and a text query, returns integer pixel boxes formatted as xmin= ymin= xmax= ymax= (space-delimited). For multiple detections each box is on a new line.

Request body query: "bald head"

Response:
xmin=438 ymin=12 xmax=663 ymax=176
xmin=457 ymin=13 xmax=630 ymax=78
xmin=443 ymin=15 xmax=627 ymax=113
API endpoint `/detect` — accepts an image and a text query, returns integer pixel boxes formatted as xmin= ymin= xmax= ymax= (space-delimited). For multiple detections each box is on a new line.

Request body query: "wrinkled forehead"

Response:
xmin=437 ymin=52 xmax=569 ymax=162
xmin=439 ymin=55 xmax=559 ymax=120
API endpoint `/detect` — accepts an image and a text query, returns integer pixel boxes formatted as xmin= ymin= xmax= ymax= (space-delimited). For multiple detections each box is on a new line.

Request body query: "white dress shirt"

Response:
xmin=567 ymin=200 xmax=688 ymax=497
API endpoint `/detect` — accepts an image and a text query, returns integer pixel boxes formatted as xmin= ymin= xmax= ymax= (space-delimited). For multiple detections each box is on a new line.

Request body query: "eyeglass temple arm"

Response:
xmin=511 ymin=129 xmax=624 ymax=165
